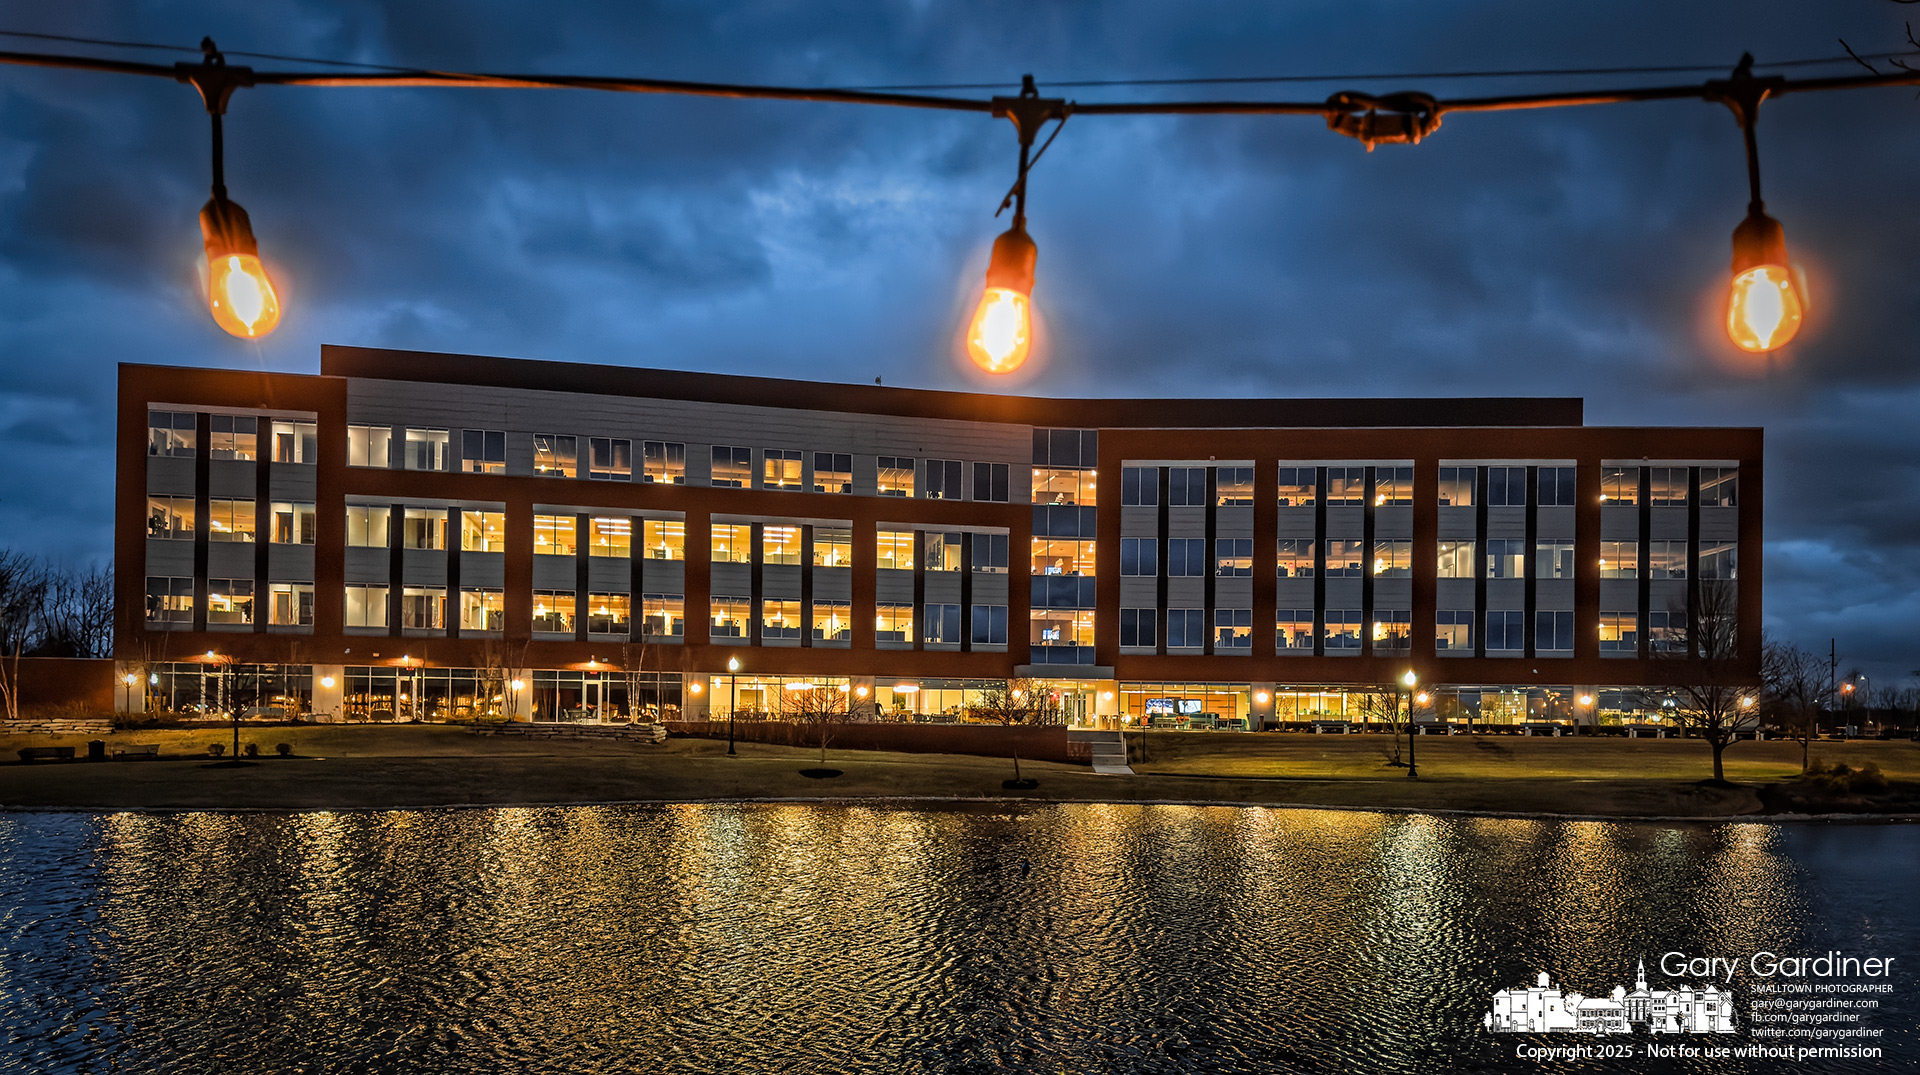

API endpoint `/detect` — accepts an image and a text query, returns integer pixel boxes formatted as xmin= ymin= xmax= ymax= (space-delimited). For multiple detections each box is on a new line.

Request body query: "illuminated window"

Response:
xmin=813 ymin=601 xmax=852 ymax=642
xmin=1215 ymin=608 xmax=1252 ymax=649
xmin=1373 ymin=466 xmax=1412 ymax=506
xmin=1032 ymin=538 xmax=1093 ymax=576
xmin=1215 ymin=539 xmax=1253 ymax=577
xmin=877 ymin=456 xmax=914 ymax=497
xmin=1325 ymin=468 xmax=1364 ymax=506
xmin=762 ymin=449 xmax=803 ymax=490
xmin=640 ymin=518 xmax=682 ymax=560
xmin=460 ymin=511 xmax=506 ymax=553
xmin=1535 ymin=540 xmax=1574 ymax=579
xmin=1324 ymin=610 xmax=1362 ymax=651
xmin=1600 ymin=541 xmax=1638 ymax=578
xmin=876 ymin=530 xmax=916 ymax=570
xmin=1278 ymin=610 xmax=1314 ymax=652
xmin=1437 ymin=466 xmax=1474 ymax=507
xmin=206 ymin=579 xmax=253 ymax=625
xmin=1215 ymin=467 xmax=1253 ymax=506
xmin=710 ymin=524 xmax=750 ymax=564
xmin=1371 ymin=539 xmax=1410 ymax=578
xmin=642 ymin=441 xmax=685 ymax=484
xmin=534 ymin=515 xmax=577 ymax=557
xmin=346 ymin=504 xmax=389 ymax=548
xmin=1437 ymin=540 xmax=1475 ymax=579
xmin=399 ymin=427 xmax=443 ymax=471
xmin=813 ymin=528 xmax=853 ymax=567
xmin=147 ymin=496 xmax=195 ymax=539
xmin=209 ymin=414 xmax=257 ymax=460
xmin=271 ymin=502 xmax=316 ymax=545
xmin=402 ymin=507 xmax=445 ymax=551
xmin=762 ymin=525 xmax=802 ymax=565
xmin=761 ymin=599 xmax=801 ymax=639
xmin=1436 ymin=610 xmax=1473 ymax=654
xmin=1034 ymin=467 xmax=1095 ymax=505
xmin=145 ymin=577 xmax=192 ymax=626
xmin=1276 ymin=539 xmax=1314 ymax=579
xmin=460 ymin=588 xmax=505 ymax=633
xmin=147 ymin=411 xmax=196 ymax=457
xmin=1372 ymin=610 xmax=1410 ymax=651
xmin=587 ymin=592 xmax=630 ymax=636
xmin=812 ymin=453 xmax=852 ymax=494
xmin=461 ymin=430 xmax=505 ymax=474
xmin=344 ymin=585 xmax=387 ymax=628
xmin=924 ymin=532 xmax=963 ymax=572
xmin=1030 ymin=608 xmax=1094 ymax=647
xmin=1600 ymin=612 xmax=1638 ymax=655
xmin=348 ymin=424 xmax=391 ymax=468
xmin=533 ymin=590 xmax=575 ymax=634
xmin=1325 ymin=540 xmax=1364 ymax=578
xmin=1699 ymin=467 xmax=1738 ymax=508
xmin=268 ymin=582 xmax=313 ymax=627
xmin=273 ymin=420 xmax=318 ymax=464
xmin=875 ymin=604 xmax=913 ymax=644
xmin=709 ymin=595 xmax=749 ymax=639
xmin=533 ymin=434 xmax=577 ymax=478
xmin=401 ymin=587 xmax=446 ymax=630
xmin=1601 ymin=466 xmax=1639 ymax=506
xmin=710 ymin=446 xmax=750 ymax=488
xmin=589 ymin=437 xmax=631 ymax=481
xmin=642 ymin=593 xmax=684 ymax=638
xmin=589 ymin=516 xmax=632 ymax=558
xmin=1277 ymin=466 xmax=1316 ymax=507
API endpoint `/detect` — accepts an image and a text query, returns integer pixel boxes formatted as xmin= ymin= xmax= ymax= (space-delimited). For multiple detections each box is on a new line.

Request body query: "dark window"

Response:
xmin=1167 ymin=538 xmax=1207 ymax=577
xmin=970 ymin=605 xmax=1009 ymax=645
xmin=1486 ymin=610 xmax=1526 ymax=651
xmin=1487 ymin=467 xmax=1527 ymax=506
xmin=925 ymin=459 xmax=965 ymax=500
xmin=1120 ymin=608 xmax=1156 ymax=648
xmin=1538 ymin=467 xmax=1576 ymax=506
xmin=1120 ymin=538 xmax=1158 ymax=577
xmin=1168 ymin=467 xmax=1207 ymax=506
xmin=1122 ymin=466 xmax=1158 ymax=506
xmin=1167 ymin=609 xmax=1205 ymax=648
xmin=972 ymin=462 xmax=1010 ymax=503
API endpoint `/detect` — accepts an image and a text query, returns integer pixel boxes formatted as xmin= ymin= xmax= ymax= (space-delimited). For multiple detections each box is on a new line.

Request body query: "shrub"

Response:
xmin=207 ymin=743 xmax=225 ymax=757
xmin=242 ymin=743 xmax=259 ymax=757
xmin=274 ymin=742 xmax=292 ymax=756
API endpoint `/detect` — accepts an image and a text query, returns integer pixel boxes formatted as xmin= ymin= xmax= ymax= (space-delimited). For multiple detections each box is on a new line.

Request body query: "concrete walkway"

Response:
xmin=1070 ymin=728 xmax=1134 ymax=775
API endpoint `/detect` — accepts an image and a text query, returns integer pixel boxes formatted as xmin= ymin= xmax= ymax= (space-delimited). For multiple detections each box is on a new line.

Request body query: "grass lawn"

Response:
xmin=0 ymin=723 xmax=1914 ymax=818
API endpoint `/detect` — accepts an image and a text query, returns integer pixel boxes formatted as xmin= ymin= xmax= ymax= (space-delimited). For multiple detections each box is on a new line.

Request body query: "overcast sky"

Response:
xmin=1 ymin=2 xmax=1916 ymax=684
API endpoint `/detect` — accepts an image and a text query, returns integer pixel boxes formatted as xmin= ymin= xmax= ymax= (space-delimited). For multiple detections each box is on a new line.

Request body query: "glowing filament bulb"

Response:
xmin=967 ymin=287 xmax=1031 ymax=373
xmin=1726 ymin=264 xmax=1802 ymax=353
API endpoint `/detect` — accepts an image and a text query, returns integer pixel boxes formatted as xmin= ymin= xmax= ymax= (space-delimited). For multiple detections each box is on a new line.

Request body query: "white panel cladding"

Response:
xmin=1374 ymin=506 xmax=1413 ymax=539
xmin=1373 ymin=578 xmax=1411 ymax=610
xmin=762 ymin=564 xmax=802 ymax=600
xmin=1700 ymin=506 xmax=1739 ymax=542
xmin=1215 ymin=507 xmax=1254 ymax=539
xmin=587 ymin=558 xmax=631 ymax=592
xmin=924 ymin=573 xmax=963 ymax=604
xmin=1486 ymin=506 xmax=1526 ymax=540
xmin=145 ymin=540 xmax=194 ymax=577
xmin=1120 ymin=577 xmax=1159 ymax=607
xmin=1276 ymin=578 xmax=1314 ymax=608
xmin=1536 ymin=506 xmax=1576 ymax=539
xmin=1650 ymin=508 xmax=1688 ymax=540
xmin=1325 ymin=506 xmax=1363 ymax=538
xmin=1276 ymin=509 xmax=1315 ymax=539
xmin=709 ymin=563 xmax=751 ymax=598
xmin=402 ymin=549 xmax=447 ymax=587
xmin=345 ymin=379 xmax=1035 ymax=479
xmin=639 ymin=560 xmax=685 ymax=595
xmin=1167 ymin=507 xmax=1206 ymax=540
xmin=1537 ymin=578 xmax=1574 ymax=611
xmin=532 ymin=557 xmax=575 ymax=590
xmin=147 ymin=457 xmax=194 ymax=495
xmin=208 ymin=461 xmax=255 ymax=499
xmin=1600 ymin=579 xmax=1638 ymax=613
xmin=206 ymin=543 xmax=254 ymax=580
xmin=267 ymin=544 xmax=315 ymax=582
xmin=1166 ymin=577 xmax=1205 ymax=610
xmin=269 ymin=467 xmax=317 ymax=502
xmin=1487 ymin=579 xmax=1524 ymax=611
xmin=876 ymin=571 xmax=914 ymax=604
xmin=1438 ymin=507 xmax=1476 ymax=541
xmin=1436 ymin=578 xmax=1475 ymax=610
xmin=1600 ymin=508 xmax=1640 ymax=541
xmin=814 ymin=568 xmax=853 ymax=602
xmin=1216 ymin=577 xmax=1253 ymax=607
xmin=461 ymin=552 xmax=505 ymax=589
xmin=1324 ymin=578 xmax=1362 ymax=610
xmin=1121 ymin=505 xmax=1158 ymax=537
xmin=344 ymin=547 xmax=389 ymax=584
xmin=969 ymin=572 xmax=1008 ymax=603
xmin=505 ymin=431 xmax=538 ymax=478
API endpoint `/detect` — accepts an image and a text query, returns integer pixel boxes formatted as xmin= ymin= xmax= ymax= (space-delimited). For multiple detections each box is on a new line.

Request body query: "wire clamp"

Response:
xmin=1324 ymin=90 xmax=1441 ymax=151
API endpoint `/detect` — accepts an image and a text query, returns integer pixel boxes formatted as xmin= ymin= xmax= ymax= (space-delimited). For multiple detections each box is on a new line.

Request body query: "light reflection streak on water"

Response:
xmin=0 ymin=806 xmax=1912 ymax=1074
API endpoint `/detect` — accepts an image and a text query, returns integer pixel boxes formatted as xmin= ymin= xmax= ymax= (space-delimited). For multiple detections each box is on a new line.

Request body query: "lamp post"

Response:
xmin=1402 ymin=669 xmax=1419 ymax=779
xmin=726 ymin=655 xmax=741 ymax=756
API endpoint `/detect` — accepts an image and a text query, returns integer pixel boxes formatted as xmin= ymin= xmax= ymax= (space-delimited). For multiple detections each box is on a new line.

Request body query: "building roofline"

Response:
xmin=319 ymin=344 xmax=1586 ymax=429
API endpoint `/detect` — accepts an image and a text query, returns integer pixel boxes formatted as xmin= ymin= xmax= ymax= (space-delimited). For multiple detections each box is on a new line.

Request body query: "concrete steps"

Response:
xmin=1069 ymin=728 xmax=1134 ymax=775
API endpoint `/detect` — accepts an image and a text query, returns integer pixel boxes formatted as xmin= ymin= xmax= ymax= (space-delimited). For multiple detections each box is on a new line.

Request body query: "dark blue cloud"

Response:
xmin=2 ymin=0 xmax=1918 ymax=681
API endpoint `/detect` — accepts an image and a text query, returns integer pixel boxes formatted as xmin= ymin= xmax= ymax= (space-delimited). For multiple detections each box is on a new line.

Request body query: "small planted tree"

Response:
xmin=780 ymin=683 xmax=850 ymax=764
xmin=1356 ymin=687 xmax=1404 ymax=766
xmin=1646 ymin=582 xmax=1762 ymax=784
xmin=1762 ymin=637 xmax=1829 ymax=774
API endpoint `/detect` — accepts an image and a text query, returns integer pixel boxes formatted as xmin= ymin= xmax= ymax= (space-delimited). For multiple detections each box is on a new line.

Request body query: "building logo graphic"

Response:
xmin=1484 ymin=959 xmax=1737 ymax=1034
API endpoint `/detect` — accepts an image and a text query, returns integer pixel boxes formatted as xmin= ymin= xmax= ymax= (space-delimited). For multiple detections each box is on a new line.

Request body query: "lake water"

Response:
xmin=0 ymin=805 xmax=1913 ymax=1073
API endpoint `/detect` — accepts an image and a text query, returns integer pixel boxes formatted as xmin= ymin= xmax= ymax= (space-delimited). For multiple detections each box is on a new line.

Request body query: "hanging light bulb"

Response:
xmin=201 ymin=196 xmax=281 ymax=339
xmin=967 ymin=223 xmax=1036 ymax=373
xmin=1725 ymin=207 xmax=1803 ymax=353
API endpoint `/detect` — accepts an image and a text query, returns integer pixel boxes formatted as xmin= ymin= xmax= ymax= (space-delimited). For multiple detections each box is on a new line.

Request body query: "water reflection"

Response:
xmin=0 ymin=806 xmax=1912 ymax=1073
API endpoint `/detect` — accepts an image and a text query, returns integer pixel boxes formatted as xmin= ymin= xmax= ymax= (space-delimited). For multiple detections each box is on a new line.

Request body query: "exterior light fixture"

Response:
xmin=181 ymin=40 xmax=281 ymax=339
xmin=510 ymin=678 xmax=525 ymax=691
xmin=855 ymin=685 xmax=869 ymax=698
xmin=320 ymin=675 xmax=336 ymax=689
xmin=966 ymin=76 xmax=1066 ymax=375
xmin=1416 ymin=691 xmax=1431 ymax=705
xmin=1711 ymin=55 xmax=1804 ymax=354
xmin=689 ymin=682 xmax=703 ymax=694
xmin=1578 ymin=694 xmax=1594 ymax=707
xmin=123 ymin=673 xmax=138 ymax=686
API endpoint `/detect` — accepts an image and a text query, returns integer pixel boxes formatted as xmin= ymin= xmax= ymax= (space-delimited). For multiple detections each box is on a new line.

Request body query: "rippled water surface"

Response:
xmin=0 ymin=805 xmax=1913 ymax=1073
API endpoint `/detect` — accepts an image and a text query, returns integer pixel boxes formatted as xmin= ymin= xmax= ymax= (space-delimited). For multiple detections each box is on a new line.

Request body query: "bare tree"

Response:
xmin=1762 ymin=637 xmax=1828 ymax=773
xmin=34 ymin=564 xmax=113 ymax=659
xmin=974 ymin=677 xmax=1065 ymax=726
xmin=475 ymin=637 xmax=527 ymax=723
xmin=1646 ymin=582 xmax=1761 ymax=783
xmin=0 ymin=553 xmax=47 ymax=721
xmin=1356 ymin=687 xmax=1404 ymax=766
xmin=620 ymin=629 xmax=655 ymax=724
xmin=779 ymin=682 xmax=849 ymax=763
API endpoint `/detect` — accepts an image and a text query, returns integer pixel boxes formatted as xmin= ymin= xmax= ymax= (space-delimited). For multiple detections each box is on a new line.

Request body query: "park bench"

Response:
xmin=1308 ymin=720 xmax=1351 ymax=734
xmin=113 ymin=743 xmax=161 ymax=760
xmin=1521 ymin=722 xmax=1564 ymax=737
xmin=17 ymin=746 xmax=75 ymax=763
